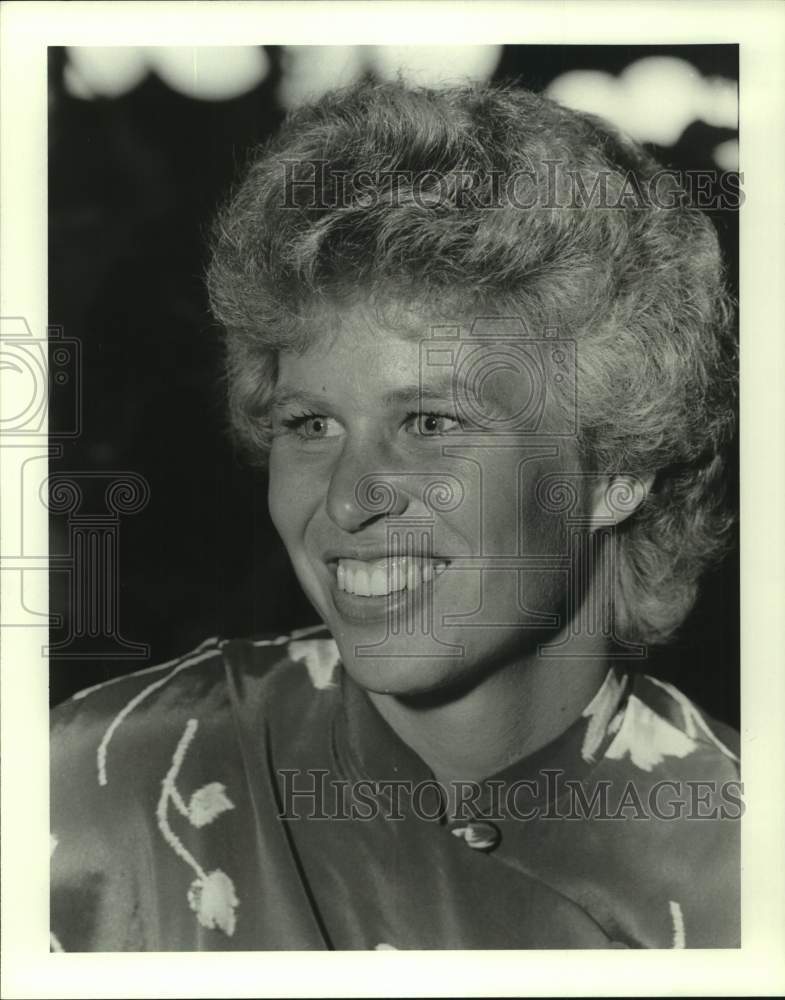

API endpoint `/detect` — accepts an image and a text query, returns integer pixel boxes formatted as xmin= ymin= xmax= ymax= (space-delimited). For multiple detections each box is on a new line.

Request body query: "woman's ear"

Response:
xmin=588 ymin=473 xmax=655 ymax=532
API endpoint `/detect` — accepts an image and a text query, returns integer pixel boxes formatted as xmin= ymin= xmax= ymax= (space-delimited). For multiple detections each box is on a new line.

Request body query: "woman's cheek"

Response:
xmin=268 ymin=446 xmax=303 ymax=542
xmin=267 ymin=446 xmax=325 ymax=544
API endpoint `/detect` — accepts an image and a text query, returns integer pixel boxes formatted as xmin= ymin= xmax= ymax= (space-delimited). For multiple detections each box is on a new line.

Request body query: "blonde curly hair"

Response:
xmin=207 ymin=81 xmax=737 ymax=645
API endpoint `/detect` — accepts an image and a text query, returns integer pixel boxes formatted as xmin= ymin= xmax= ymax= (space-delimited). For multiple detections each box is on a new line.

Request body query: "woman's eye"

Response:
xmin=407 ymin=412 xmax=461 ymax=437
xmin=283 ymin=414 xmax=342 ymax=440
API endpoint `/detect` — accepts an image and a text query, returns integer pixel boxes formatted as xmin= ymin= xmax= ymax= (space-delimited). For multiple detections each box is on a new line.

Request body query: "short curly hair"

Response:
xmin=207 ymin=80 xmax=737 ymax=646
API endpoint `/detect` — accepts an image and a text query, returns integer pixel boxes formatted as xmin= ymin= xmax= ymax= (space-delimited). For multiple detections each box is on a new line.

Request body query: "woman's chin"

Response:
xmin=337 ymin=646 xmax=467 ymax=699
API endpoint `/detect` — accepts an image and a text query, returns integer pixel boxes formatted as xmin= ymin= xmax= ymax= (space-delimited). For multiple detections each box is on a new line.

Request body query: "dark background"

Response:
xmin=48 ymin=44 xmax=739 ymax=725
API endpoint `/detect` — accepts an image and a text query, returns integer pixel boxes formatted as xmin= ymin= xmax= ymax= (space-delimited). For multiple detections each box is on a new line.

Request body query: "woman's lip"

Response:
xmin=330 ymin=555 xmax=449 ymax=597
xmin=325 ymin=555 xmax=451 ymax=568
xmin=327 ymin=566 xmax=448 ymax=624
xmin=324 ymin=553 xmax=450 ymax=565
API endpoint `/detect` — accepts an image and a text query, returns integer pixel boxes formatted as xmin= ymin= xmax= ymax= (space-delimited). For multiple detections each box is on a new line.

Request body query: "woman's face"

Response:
xmin=268 ymin=299 xmax=591 ymax=697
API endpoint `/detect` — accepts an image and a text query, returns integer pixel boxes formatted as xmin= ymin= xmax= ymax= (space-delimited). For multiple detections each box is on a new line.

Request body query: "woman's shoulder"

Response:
xmin=49 ymin=624 xmax=340 ymax=951
xmin=50 ymin=624 xmax=340 ymax=784
xmin=53 ymin=624 xmax=336 ymax=706
xmin=620 ymin=671 xmax=740 ymax=774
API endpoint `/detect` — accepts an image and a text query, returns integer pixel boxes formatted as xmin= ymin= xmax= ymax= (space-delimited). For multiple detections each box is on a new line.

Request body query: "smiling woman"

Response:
xmin=50 ymin=80 xmax=740 ymax=951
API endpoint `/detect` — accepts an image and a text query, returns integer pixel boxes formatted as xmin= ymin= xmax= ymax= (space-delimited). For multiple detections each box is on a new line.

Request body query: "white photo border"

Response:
xmin=2 ymin=1 xmax=784 ymax=996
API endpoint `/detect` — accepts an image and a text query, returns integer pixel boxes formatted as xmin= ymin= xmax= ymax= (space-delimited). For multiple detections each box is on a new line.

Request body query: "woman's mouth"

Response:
xmin=336 ymin=556 xmax=449 ymax=597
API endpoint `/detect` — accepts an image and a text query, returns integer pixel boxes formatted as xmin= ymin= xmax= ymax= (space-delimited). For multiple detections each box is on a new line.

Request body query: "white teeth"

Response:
xmin=335 ymin=557 xmax=448 ymax=597
xmin=369 ymin=566 xmax=388 ymax=597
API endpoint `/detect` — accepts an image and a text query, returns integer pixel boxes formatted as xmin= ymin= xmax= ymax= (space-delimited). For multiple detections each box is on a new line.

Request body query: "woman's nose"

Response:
xmin=325 ymin=440 xmax=410 ymax=532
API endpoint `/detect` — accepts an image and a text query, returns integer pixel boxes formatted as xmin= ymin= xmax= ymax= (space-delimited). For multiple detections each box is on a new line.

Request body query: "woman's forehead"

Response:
xmin=286 ymin=291 xmax=541 ymax=359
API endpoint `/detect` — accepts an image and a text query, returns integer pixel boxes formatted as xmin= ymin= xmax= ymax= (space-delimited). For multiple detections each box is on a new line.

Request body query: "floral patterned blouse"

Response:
xmin=50 ymin=626 xmax=740 ymax=950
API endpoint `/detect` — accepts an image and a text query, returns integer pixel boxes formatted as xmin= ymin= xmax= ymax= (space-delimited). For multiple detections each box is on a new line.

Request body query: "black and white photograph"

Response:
xmin=2 ymin=1 xmax=785 ymax=997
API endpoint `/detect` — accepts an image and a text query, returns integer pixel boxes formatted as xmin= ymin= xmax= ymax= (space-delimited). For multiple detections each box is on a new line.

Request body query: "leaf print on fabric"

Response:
xmin=669 ymin=900 xmax=686 ymax=948
xmin=50 ymin=833 xmax=66 ymax=952
xmin=605 ymin=694 xmax=698 ymax=771
xmin=96 ymin=639 xmax=223 ymax=786
xmin=288 ymin=638 xmax=340 ymax=690
xmin=186 ymin=782 xmax=235 ymax=828
xmin=648 ymin=676 xmax=739 ymax=762
xmin=187 ymin=869 xmax=240 ymax=936
xmin=581 ymin=668 xmax=628 ymax=763
xmin=156 ymin=719 xmax=239 ymax=937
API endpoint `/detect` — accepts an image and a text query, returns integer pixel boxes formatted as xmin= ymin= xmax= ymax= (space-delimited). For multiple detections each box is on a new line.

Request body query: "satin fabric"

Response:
xmin=50 ymin=628 xmax=740 ymax=951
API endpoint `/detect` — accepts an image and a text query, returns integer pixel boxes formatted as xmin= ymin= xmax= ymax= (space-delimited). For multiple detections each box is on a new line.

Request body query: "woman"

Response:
xmin=51 ymin=81 xmax=739 ymax=950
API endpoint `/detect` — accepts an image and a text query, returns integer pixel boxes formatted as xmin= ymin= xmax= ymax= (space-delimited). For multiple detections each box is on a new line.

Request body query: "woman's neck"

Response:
xmin=367 ymin=632 xmax=609 ymax=787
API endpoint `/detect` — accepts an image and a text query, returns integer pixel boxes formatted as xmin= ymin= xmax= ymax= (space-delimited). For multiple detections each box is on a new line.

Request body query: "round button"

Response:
xmin=450 ymin=821 xmax=501 ymax=852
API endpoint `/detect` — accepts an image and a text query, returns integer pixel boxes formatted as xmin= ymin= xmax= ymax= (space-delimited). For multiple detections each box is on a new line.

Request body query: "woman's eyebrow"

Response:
xmin=271 ymin=378 xmax=460 ymax=410
xmin=386 ymin=379 xmax=457 ymax=406
xmin=270 ymin=387 xmax=317 ymax=408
